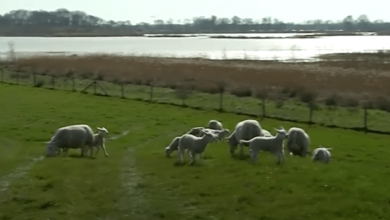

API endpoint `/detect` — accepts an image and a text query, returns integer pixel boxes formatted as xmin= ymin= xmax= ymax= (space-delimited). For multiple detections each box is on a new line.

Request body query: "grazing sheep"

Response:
xmin=201 ymin=128 xmax=231 ymax=142
xmin=176 ymin=131 xmax=217 ymax=165
xmin=207 ymin=120 xmax=223 ymax=130
xmin=91 ymin=127 xmax=109 ymax=157
xmin=226 ymin=119 xmax=262 ymax=156
xmin=165 ymin=136 xmax=181 ymax=157
xmin=186 ymin=127 xmax=205 ymax=136
xmin=240 ymin=126 xmax=288 ymax=164
xmin=286 ymin=127 xmax=310 ymax=157
xmin=45 ymin=124 xmax=95 ymax=157
xmin=261 ymin=129 xmax=272 ymax=137
xmin=312 ymin=146 xmax=332 ymax=163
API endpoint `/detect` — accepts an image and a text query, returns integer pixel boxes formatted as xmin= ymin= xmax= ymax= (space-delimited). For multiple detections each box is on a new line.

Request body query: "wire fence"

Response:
xmin=1 ymin=68 xmax=389 ymax=135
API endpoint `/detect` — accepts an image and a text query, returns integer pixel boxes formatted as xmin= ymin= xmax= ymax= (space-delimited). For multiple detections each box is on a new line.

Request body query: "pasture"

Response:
xmin=0 ymin=84 xmax=390 ymax=220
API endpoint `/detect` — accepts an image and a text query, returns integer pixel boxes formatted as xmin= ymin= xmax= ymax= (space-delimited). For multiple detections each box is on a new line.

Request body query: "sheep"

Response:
xmin=261 ymin=129 xmax=272 ymax=137
xmin=45 ymin=124 xmax=95 ymax=157
xmin=207 ymin=120 xmax=223 ymax=130
xmin=239 ymin=126 xmax=288 ymax=164
xmin=200 ymin=128 xmax=231 ymax=142
xmin=165 ymin=136 xmax=181 ymax=157
xmin=312 ymin=146 xmax=332 ymax=163
xmin=225 ymin=119 xmax=262 ymax=156
xmin=285 ymin=127 xmax=310 ymax=157
xmin=176 ymin=131 xmax=217 ymax=165
xmin=91 ymin=127 xmax=109 ymax=157
xmin=186 ymin=127 xmax=205 ymax=137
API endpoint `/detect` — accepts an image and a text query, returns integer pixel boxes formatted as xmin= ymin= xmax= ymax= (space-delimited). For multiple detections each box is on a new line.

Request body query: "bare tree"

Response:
xmin=215 ymin=80 xmax=228 ymax=111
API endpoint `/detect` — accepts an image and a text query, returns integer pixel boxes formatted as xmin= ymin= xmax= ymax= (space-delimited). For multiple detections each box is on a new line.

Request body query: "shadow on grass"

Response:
xmin=68 ymin=154 xmax=96 ymax=160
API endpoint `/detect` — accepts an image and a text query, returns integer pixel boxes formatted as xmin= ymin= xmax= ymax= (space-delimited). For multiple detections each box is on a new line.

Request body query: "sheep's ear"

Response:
xmin=97 ymin=127 xmax=102 ymax=130
xmin=44 ymin=141 xmax=50 ymax=144
xmin=273 ymin=128 xmax=279 ymax=131
xmin=327 ymin=148 xmax=333 ymax=151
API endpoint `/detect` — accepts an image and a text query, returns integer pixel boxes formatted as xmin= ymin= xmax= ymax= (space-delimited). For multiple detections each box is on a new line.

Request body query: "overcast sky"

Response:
xmin=1 ymin=0 xmax=389 ymax=24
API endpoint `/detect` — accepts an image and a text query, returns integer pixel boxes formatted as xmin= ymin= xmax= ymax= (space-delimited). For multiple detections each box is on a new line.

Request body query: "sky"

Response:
xmin=1 ymin=0 xmax=389 ymax=24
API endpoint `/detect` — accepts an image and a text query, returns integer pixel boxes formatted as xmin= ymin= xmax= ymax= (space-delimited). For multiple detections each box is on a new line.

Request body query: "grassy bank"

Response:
xmin=0 ymin=84 xmax=389 ymax=219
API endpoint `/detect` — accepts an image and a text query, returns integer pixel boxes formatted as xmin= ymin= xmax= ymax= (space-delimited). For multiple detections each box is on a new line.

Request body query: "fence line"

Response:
xmin=1 ymin=69 xmax=388 ymax=135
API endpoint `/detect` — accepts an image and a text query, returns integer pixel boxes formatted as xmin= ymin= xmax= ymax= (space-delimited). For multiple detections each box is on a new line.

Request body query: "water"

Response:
xmin=1 ymin=33 xmax=389 ymax=62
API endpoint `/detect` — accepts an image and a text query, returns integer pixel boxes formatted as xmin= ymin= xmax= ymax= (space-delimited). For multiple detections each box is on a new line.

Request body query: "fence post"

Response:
xmin=150 ymin=84 xmax=154 ymax=101
xmin=33 ymin=72 xmax=36 ymax=86
xmin=363 ymin=107 xmax=368 ymax=133
xmin=72 ymin=77 xmax=75 ymax=92
xmin=121 ymin=83 xmax=125 ymax=98
xmin=93 ymin=80 xmax=97 ymax=95
xmin=51 ymin=76 xmax=55 ymax=89
xmin=261 ymin=97 xmax=266 ymax=119
xmin=16 ymin=71 xmax=19 ymax=84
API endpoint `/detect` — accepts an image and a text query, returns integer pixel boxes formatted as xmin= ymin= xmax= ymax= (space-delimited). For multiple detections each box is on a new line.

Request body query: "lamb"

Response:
xmin=225 ymin=119 xmax=262 ymax=156
xmin=200 ymin=128 xmax=231 ymax=142
xmin=207 ymin=120 xmax=223 ymax=130
xmin=91 ymin=127 xmax=109 ymax=157
xmin=186 ymin=127 xmax=205 ymax=137
xmin=239 ymin=126 xmax=288 ymax=164
xmin=165 ymin=136 xmax=181 ymax=157
xmin=45 ymin=124 xmax=95 ymax=157
xmin=285 ymin=127 xmax=310 ymax=157
xmin=176 ymin=131 xmax=217 ymax=165
xmin=312 ymin=146 xmax=332 ymax=163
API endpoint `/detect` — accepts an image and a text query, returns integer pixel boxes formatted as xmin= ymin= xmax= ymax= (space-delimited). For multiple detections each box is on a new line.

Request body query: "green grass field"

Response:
xmin=1 ymin=84 xmax=390 ymax=220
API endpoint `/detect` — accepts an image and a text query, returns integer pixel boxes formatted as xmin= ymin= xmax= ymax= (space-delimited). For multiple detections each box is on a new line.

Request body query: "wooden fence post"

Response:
xmin=364 ymin=107 xmax=368 ymax=133
xmin=121 ymin=83 xmax=125 ymax=98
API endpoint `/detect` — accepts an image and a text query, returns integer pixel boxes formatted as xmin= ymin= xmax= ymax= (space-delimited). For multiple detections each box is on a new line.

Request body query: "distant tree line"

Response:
xmin=1 ymin=9 xmax=390 ymax=36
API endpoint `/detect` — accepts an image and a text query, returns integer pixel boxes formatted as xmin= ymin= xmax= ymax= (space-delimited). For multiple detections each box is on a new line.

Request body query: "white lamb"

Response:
xmin=239 ymin=127 xmax=288 ymax=164
xmin=312 ymin=146 xmax=332 ymax=163
xmin=186 ymin=127 xmax=205 ymax=136
xmin=207 ymin=120 xmax=223 ymax=130
xmin=285 ymin=127 xmax=310 ymax=157
xmin=91 ymin=127 xmax=109 ymax=157
xmin=225 ymin=119 xmax=262 ymax=156
xmin=176 ymin=131 xmax=217 ymax=165
xmin=200 ymin=128 xmax=231 ymax=142
xmin=165 ymin=136 xmax=181 ymax=157
xmin=45 ymin=124 xmax=95 ymax=157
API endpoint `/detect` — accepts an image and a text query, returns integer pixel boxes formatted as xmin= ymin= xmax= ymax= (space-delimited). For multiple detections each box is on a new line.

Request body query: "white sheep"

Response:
xmin=239 ymin=126 xmax=288 ymax=164
xmin=200 ymin=128 xmax=231 ymax=142
xmin=45 ymin=124 xmax=95 ymax=157
xmin=165 ymin=136 xmax=181 ymax=157
xmin=207 ymin=120 xmax=223 ymax=130
xmin=312 ymin=146 xmax=332 ymax=163
xmin=225 ymin=119 xmax=262 ymax=156
xmin=91 ymin=127 xmax=109 ymax=157
xmin=285 ymin=127 xmax=310 ymax=157
xmin=176 ymin=131 xmax=217 ymax=165
xmin=186 ymin=127 xmax=205 ymax=137
xmin=261 ymin=129 xmax=272 ymax=137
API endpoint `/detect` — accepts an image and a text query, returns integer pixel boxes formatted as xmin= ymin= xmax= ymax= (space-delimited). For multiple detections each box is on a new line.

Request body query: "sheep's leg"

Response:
xmin=239 ymin=143 xmax=244 ymax=156
xmin=251 ymin=150 xmax=259 ymax=163
xmin=189 ymin=152 xmax=195 ymax=165
xmin=95 ymin=146 xmax=100 ymax=155
xmin=101 ymin=143 xmax=109 ymax=157
xmin=177 ymin=148 xmax=184 ymax=164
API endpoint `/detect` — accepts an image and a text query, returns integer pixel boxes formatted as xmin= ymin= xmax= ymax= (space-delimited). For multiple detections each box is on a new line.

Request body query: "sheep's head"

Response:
xmin=203 ymin=131 xmax=218 ymax=142
xmin=97 ymin=127 xmax=109 ymax=136
xmin=45 ymin=141 xmax=58 ymax=157
xmin=274 ymin=126 xmax=288 ymax=139
xmin=165 ymin=146 xmax=171 ymax=157
xmin=225 ymin=134 xmax=238 ymax=154
xmin=216 ymin=129 xmax=231 ymax=142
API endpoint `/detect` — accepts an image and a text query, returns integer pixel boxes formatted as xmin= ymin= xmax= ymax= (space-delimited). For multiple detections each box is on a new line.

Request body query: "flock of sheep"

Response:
xmin=165 ymin=119 xmax=333 ymax=165
xmin=43 ymin=119 xmax=332 ymax=166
